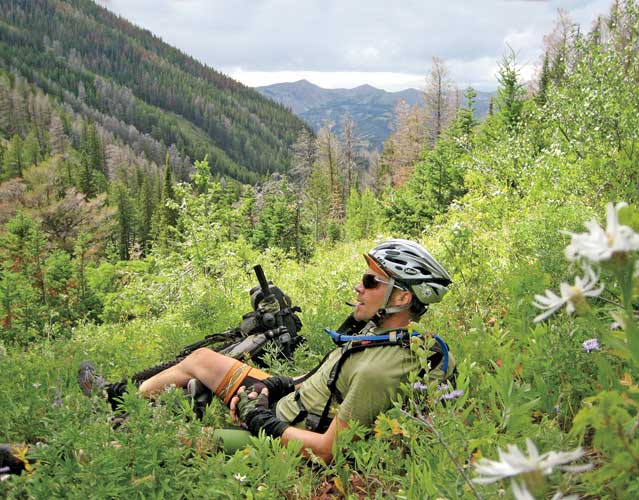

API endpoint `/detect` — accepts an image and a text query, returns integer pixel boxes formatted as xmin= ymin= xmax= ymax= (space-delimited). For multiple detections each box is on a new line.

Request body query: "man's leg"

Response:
xmin=138 ymin=347 xmax=238 ymax=396
xmin=79 ymin=347 xmax=270 ymax=410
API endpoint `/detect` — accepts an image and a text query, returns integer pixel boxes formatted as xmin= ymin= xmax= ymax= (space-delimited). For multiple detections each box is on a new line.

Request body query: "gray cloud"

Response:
xmin=96 ymin=0 xmax=612 ymax=90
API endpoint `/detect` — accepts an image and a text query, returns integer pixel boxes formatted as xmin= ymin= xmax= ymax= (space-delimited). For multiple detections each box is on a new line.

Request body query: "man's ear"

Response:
xmin=392 ymin=290 xmax=413 ymax=307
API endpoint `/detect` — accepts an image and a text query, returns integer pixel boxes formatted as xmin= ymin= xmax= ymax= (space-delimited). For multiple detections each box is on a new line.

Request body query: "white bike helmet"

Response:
xmin=365 ymin=239 xmax=452 ymax=316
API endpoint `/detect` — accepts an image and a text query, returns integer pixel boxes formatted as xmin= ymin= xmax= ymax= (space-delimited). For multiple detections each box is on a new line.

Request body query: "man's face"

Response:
xmin=352 ymin=267 xmax=393 ymax=322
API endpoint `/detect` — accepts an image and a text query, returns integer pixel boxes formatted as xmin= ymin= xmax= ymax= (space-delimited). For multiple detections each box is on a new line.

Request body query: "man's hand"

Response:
xmin=231 ymin=385 xmax=289 ymax=437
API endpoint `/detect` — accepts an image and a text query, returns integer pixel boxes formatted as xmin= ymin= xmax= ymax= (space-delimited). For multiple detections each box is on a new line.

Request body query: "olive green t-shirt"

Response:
xmin=275 ymin=338 xmax=425 ymax=428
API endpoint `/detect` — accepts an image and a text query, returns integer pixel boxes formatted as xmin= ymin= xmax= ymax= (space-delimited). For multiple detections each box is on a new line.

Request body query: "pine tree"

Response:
xmin=112 ymin=182 xmax=134 ymax=260
xmin=81 ymin=123 xmax=105 ymax=173
xmin=0 ymin=78 xmax=12 ymax=137
xmin=536 ymin=54 xmax=551 ymax=106
xmin=496 ymin=51 xmax=526 ymax=132
xmin=2 ymin=135 xmax=23 ymax=179
xmin=78 ymin=153 xmax=97 ymax=199
xmin=156 ymin=154 xmax=179 ymax=245
xmin=137 ymin=175 xmax=155 ymax=254
xmin=457 ymin=87 xmax=479 ymax=137
xmin=0 ymin=211 xmax=48 ymax=337
xmin=22 ymin=129 xmax=42 ymax=168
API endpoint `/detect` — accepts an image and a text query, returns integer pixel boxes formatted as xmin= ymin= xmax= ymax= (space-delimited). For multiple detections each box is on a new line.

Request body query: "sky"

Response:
xmin=95 ymin=0 xmax=611 ymax=92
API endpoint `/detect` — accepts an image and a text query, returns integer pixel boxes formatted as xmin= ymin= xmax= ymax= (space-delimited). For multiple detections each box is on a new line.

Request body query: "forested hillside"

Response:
xmin=2 ymin=1 xmax=639 ymax=499
xmin=0 ymin=0 xmax=309 ymax=184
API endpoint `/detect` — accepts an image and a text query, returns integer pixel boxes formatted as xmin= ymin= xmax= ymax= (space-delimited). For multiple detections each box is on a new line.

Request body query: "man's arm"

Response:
xmin=280 ymin=416 xmax=349 ymax=463
xmin=230 ymin=387 xmax=349 ymax=463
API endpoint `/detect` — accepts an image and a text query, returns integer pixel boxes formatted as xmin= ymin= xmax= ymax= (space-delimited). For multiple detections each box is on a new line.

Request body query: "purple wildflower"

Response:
xmin=610 ymin=322 xmax=622 ymax=330
xmin=0 ymin=466 xmax=9 ymax=482
xmin=0 ymin=467 xmax=9 ymax=474
xmin=439 ymin=389 xmax=464 ymax=401
xmin=582 ymin=338 xmax=600 ymax=352
xmin=413 ymin=382 xmax=429 ymax=391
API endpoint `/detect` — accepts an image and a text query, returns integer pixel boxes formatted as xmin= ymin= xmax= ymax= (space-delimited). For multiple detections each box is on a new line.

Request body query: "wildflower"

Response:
xmin=32 ymin=382 xmax=41 ymax=389
xmin=511 ymin=481 xmax=534 ymax=500
xmin=473 ymin=438 xmax=590 ymax=485
xmin=551 ymin=492 xmax=578 ymax=500
xmin=564 ymin=202 xmax=639 ymax=263
xmin=439 ymin=389 xmax=464 ymax=401
xmin=233 ymin=472 xmax=247 ymax=482
xmin=533 ymin=267 xmax=604 ymax=322
xmin=511 ymin=481 xmax=579 ymax=500
xmin=582 ymin=338 xmax=600 ymax=352
xmin=413 ymin=382 xmax=428 ymax=391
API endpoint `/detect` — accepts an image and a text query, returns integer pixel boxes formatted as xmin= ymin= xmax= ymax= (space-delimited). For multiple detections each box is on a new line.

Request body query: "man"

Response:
xmin=79 ymin=239 xmax=455 ymax=463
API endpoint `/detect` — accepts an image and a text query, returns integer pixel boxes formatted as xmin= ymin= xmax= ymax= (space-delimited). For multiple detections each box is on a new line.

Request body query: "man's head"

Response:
xmin=354 ymin=239 xmax=452 ymax=326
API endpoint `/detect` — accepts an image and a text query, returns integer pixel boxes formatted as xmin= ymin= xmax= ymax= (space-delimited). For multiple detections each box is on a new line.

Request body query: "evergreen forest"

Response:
xmin=2 ymin=0 xmax=639 ymax=498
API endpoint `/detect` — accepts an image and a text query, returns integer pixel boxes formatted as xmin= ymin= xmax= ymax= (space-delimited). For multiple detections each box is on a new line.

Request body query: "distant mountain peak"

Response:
xmin=256 ymin=80 xmax=494 ymax=150
xmin=295 ymin=79 xmax=316 ymax=86
xmin=353 ymin=83 xmax=377 ymax=91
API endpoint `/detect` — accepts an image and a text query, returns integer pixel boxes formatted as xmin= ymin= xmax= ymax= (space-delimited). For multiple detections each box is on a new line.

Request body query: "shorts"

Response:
xmin=214 ymin=359 xmax=270 ymax=405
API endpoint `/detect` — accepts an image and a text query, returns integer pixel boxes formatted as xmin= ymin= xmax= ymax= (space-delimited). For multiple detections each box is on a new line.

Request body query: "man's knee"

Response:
xmin=186 ymin=347 xmax=221 ymax=367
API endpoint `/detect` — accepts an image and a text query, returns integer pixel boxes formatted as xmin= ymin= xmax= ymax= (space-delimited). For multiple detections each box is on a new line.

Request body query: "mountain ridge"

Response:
xmin=257 ymin=80 xmax=494 ymax=150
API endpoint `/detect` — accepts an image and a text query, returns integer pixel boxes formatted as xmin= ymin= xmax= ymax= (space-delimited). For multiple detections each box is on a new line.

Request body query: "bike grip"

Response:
xmin=253 ymin=265 xmax=271 ymax=296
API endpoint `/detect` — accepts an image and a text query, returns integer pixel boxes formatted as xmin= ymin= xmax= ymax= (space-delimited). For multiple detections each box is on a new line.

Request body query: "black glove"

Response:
xmin=247 ymin=377 xmax=295 ymax=403
xmin=237 ymin=387 xmax=289 ymax=438
xmin=262 ymin=376 xmax=295 ymax=400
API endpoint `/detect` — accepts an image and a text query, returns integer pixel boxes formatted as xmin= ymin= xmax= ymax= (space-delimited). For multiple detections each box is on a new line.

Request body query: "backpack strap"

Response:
xmin=308 ymin=340 xmax=405 ymax=433
xmin=288 ymin=328 xmax=453 ymax=433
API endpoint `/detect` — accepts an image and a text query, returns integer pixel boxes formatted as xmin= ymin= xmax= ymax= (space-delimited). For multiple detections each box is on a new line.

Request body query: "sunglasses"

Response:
xmin=362 ymin=274 xmax=407 ymax=290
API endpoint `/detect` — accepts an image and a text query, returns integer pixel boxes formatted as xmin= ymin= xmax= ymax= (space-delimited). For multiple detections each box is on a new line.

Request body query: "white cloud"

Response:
xmin=96 ymin=0 xmax=611 ymax=91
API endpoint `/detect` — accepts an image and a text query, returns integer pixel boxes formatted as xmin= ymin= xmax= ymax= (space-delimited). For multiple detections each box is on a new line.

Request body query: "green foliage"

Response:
xmin=344 ymin=187 xmax=382 ymax=241
xmin=3 ymin=1 xmax=639 ymax=498
xmin=252 ymin=186 xmax=313 ymax=260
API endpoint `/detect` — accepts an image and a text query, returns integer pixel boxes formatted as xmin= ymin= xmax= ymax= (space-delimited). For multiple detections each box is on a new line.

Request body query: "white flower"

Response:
xmin=533 ymin=267 xmax=604 ymax=322
xmin=473 ymin=439 xmax=590 ymax=485
xmin=551 ymin=492 xmax=578 ymax=500
xmin=564 ymin=202 xmax=639 ymax=263
xmin=233 ymin=473 xmax=247 ymax=482
xmin=511 ymin=481 xmax=535 ymax=500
